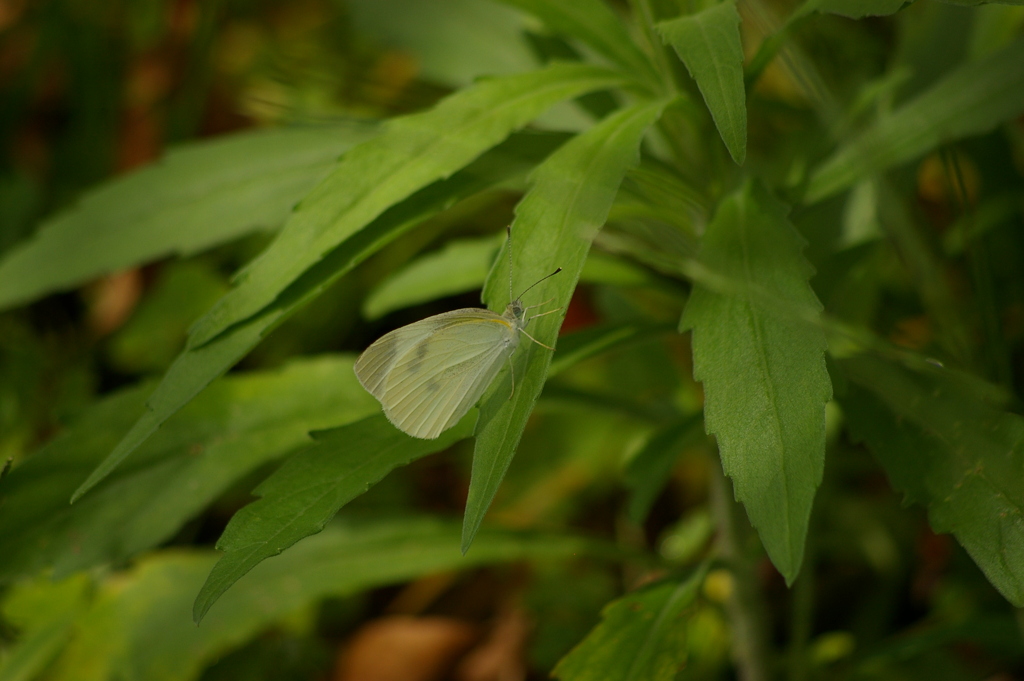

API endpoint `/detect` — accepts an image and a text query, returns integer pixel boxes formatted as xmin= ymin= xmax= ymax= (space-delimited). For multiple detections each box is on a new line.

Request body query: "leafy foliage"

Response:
xmin=807 ymin=36 xmax=1024 ymax=202
xmin=3 ymin=1 xmax=1024 ymax=680
xmin=0 ymin=356 xmax=377 ymax=583
xmin=187 ymin=63 xmax=628 ymax=349
xmin=70 ymin=132 xmax=569 ymax=502
xmin=30 ymin=520 xmax=604 ymax=681
xmin=193 ymin=413 xmax=477 ymax=622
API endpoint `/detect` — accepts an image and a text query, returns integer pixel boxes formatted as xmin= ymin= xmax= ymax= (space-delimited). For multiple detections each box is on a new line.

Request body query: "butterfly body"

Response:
xmin=354 ymin=301 xmax=527 ymax=439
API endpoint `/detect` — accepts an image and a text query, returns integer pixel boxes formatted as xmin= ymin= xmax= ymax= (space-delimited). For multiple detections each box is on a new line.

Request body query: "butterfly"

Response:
xmin=354 ymin=231 xmax=561 ymax=439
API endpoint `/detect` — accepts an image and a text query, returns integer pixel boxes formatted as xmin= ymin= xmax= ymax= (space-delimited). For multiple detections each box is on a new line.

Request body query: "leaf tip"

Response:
xmin=70 ymin=476 xmax=98 ymax=504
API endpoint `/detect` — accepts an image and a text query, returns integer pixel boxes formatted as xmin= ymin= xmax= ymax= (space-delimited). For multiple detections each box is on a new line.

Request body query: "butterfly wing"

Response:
xmin=354 ymin=308 xmax=518 ymax=439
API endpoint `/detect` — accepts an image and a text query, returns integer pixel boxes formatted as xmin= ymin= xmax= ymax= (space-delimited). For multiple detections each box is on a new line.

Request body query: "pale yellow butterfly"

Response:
xmin=354 ymin=232 xmax=561 ymax=439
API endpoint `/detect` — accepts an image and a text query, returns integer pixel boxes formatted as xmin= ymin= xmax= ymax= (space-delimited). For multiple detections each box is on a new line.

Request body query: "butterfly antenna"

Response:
xmin=506 ymin=225 xmax=514 ymax=305
xmin=515 ymin=267 xmax=562 ymax=302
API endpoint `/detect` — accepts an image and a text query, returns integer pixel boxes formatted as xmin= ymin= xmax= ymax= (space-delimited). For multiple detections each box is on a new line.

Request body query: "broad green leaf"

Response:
xmin=624 ymin=414 xmax=705 ymax=525
xmin=680 ymin=181 xmax=830 ymax=583
xmin=553 ymin=565 xmax=708 ymax=681
xmin=839 ymin=354 xmax=1024 ymax=605
xmin=657 ymin=2 xmax=747 ymax=165
xmin=0 ymin=124 xmax=376 ymax=311
xmin=47 ymin=519 xmax=606 ymax=681
xmin=0 ymin=356 xmax=376 ymax=583
xmin=70 ymin=131 xmax=566 ymax=503
xmin=188 ymin=63 xmax=628 ymax=349
xmin=464 ymin=99 xmax=670 ymax=552
xmin=364 ymin=232 xmax=661 ymax=320
xmin=496 ymin=0 xmax=661 ymax=90
xmin=806 ymin=37 xmax=1024 ymax=202
xmin=193 ymin=412 xmax=477 ymax=623
xmin=548 ymin=322 xmax=676 ymax=378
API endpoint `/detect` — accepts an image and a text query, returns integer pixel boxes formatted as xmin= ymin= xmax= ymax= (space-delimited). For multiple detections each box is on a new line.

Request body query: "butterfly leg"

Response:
xmin=521 ymin=329 xmax=555 ymax=351
xmin=526 ymin=307 xmax=563 ymax=324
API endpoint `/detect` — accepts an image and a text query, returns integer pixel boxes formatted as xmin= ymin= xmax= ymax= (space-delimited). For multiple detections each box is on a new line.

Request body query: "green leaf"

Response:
xmin=193 ymin=412 xmax=477 ymax=623
xmin=548 ymin=321 xmax=676 ymax=378
xmin=363 ymin=233 xmax=503 ymax=319
xmin=364 ymin=232 xmax=662 ymax=320
xmin=496 ymin=0 xmax=661 ymax=89
xmin=624 ymin=414 xmax=705 ymax=525
xmin=47 ymin=519 xmax=606 ymax=681
xmin=806 ymin=36 xmax=1024 ymax=202
xmin=189 ymin=63 xmax=628 ymax=349
xmin=680 ymin=181 xmax=830 ymax=583
xmin=658 ymin=2 xmax=747 ymax=165
xmin=0 ymin=356 xmax=376 ymax=583
xmin=839 ymin=354 xmax=1024 ymax=606
xmin=70 ymin=131 xmax=566 ymax=503
xmin=553 ymin=565 xmax=708 ymax=681
xmin=464 ymin=99 xmax=670 ymax=553
xmin=0 ymin=124 xmax=377 ymax=311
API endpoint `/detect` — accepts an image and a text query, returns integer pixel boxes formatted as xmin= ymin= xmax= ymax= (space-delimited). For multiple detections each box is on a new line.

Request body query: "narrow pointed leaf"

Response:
xmin=553 ymin=565 xmax=708 ymax=681
xmin=189 ymin=63 xmax=627 ymax=348
xmin=658 ymin=2 xmax=747 ymax=164
xmin=807 ymin=37 xmax=1024 ymax=202
xmin=839 ymin=355 xmax=1024 ymax=606
xmin=496 ymin=0 xmax=661 ymax=89
xmin=680 ymin=181 xmax=830 ymax=583
xmin=70 ymin=132 xmax=566 ymax=503
xmin=463 ymin=98 xmax=670 ymax=552
xmin=0 ymin=357 xmax=376 ymax=583
xmin=193 ymin=413 xmax=476 ymax=623
xmin=0 ymin=124 xmax=376 ymax=310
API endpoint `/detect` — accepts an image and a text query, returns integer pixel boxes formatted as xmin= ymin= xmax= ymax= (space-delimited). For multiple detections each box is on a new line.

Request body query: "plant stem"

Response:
xmin=787 ymin=537 xmax=815 ymax=681
xmin=710 ymin=459 xmax=772 ymax=681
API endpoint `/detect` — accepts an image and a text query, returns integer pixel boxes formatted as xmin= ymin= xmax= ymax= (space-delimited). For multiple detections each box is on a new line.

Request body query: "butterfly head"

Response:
xmin=505 ymin=299 xmax=526 ymax=327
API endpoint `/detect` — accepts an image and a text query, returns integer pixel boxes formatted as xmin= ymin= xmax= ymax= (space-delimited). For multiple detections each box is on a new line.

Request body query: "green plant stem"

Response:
xmin=709 ymin=458 xmax=772 ymax=681
xmin=787 ymin=536 xmax=815 ymax=681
